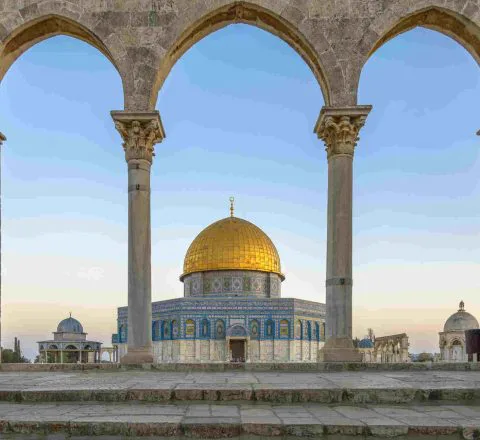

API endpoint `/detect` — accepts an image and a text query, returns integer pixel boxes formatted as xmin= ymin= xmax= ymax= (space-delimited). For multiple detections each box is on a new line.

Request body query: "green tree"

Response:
xmin=1 ymin=338 xmax=30 ymax=363
xmin=416 ymin=352 xmax=434 ymax=362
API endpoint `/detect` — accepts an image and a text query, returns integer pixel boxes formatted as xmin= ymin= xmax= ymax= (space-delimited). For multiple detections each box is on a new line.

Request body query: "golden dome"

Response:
xmin=181 ymin=216 xmax=283 ymax=280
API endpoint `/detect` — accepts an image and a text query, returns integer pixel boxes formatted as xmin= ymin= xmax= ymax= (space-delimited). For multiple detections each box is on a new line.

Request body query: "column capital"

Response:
xmin=314 ymin=106 xmax=372 ymax=159
xmin=0 ymin=132 xmax=6 ymax=146
xmin=111 ymin=111 xmax=165 ymax=163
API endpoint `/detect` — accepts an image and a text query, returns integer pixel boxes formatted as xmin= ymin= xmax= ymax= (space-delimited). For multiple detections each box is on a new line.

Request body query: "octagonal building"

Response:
xmin=113 ymin=203 xmax=325 ymax=362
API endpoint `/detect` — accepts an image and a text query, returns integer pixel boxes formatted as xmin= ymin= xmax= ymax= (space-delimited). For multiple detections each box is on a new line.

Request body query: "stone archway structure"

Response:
xmin=1 ymin=0 xmax=479 ymax=363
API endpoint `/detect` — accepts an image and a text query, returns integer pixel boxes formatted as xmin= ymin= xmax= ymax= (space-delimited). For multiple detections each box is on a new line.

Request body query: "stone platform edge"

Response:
xmin=0 ymin=362 xmax=479 ymax=372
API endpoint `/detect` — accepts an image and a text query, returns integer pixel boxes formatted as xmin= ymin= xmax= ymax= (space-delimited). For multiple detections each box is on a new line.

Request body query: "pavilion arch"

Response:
xmin=150 ymin=1 xmax=332 ymax=110
xmin=0 ymin=14 xmax=125 ymax=97
xmin=355 ymin=6 xmax=480 ymax=98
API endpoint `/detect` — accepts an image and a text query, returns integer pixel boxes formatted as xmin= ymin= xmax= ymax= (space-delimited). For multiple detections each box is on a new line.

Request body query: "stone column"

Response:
xmin=315 ymin=106 xmax=372 ymax=362
xmin=111 ymin=111 xmax=165 ymax=364
xmin=60 ymin=350 xmax=63 ymax=364
xmin=0 ymin=133 xmax=4 ymax=364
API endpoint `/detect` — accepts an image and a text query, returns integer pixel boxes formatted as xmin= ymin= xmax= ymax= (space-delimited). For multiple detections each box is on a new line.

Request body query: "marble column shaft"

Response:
xmin=315 ymin=106 xmax=371 ymax=361
xmin=111 ymin=112 xmax=165 ymax=364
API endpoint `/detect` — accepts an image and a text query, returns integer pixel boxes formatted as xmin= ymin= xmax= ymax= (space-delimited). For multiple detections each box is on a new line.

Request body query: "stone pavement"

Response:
xmin=0 ymin=370 xmax=478 ymax=404
xmin=0 ymin=401 xmax=479 ymax=438
xmin=0 ymin=369 xmax=478 ymax=438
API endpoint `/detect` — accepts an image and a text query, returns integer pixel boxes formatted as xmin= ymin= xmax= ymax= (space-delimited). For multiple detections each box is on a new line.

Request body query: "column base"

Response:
xmin=318 ymin=337 xmax=362 ymax=363
xmin=120 ymin=347 xmax=153 ymax=365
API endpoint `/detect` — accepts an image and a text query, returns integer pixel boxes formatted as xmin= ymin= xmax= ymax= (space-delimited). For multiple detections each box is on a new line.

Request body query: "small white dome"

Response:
xmin=444 ymin=301 xmax=479 ymax=332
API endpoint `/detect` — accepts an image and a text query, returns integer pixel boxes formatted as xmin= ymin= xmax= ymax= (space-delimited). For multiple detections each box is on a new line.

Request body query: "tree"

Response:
xmin=1 ymin=338 xmax=30 ymax=363
xmin=416 ymin=352 xmax=434 ymax=362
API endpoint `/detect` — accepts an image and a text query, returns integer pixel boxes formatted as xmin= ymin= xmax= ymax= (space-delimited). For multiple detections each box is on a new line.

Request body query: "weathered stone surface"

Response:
xmin=0 ymin=369 xmax=478 ymax=405
xmin=0 ymin=0 xmax=479 ymax=109
xmin=0 ymin=400 xmax=479 ymax=438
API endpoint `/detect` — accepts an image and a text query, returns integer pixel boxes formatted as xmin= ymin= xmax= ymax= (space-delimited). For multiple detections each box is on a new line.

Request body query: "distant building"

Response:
xmin=357 ymin=334 xmax=410 ymax=363
xmin=37 ymin=315 xmax=103 ymax=363
xmin=439 ymin=301 xmax=479 ymax=362
xmin=357 ymin=338 xmax=375 ymax=362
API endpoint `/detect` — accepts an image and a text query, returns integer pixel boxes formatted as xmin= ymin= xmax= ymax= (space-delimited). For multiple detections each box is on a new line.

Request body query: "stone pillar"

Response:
xmin=315 ymin=106 xmax=372 ymax=362
xmin=60 ymin=350 xmax=63 ymax=364
xmin=111 ymin=111 xmax=165 ymax=364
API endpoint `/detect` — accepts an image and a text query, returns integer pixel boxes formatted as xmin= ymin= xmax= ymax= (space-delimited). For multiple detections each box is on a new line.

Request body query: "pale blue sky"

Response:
xmin=0 ymin=25 xmax=479 ymax=360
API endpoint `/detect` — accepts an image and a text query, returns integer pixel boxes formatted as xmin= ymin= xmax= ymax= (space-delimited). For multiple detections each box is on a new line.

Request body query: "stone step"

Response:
xmin=0 ymin=370 xmax=479 ymax=405
xmin=0 ymin=401 xmax=479 ymax=438
xmin=1 ymin=362 xmax=479 ymax=372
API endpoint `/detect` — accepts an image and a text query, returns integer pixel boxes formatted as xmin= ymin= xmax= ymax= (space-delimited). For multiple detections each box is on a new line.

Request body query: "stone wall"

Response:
xmin=1 ymin=1 xmax=479 ymax=112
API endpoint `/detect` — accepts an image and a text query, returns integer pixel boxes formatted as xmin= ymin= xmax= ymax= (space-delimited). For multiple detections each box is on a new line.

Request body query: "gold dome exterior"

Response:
xmin=181 ymin=216 xmax=283 ymax=280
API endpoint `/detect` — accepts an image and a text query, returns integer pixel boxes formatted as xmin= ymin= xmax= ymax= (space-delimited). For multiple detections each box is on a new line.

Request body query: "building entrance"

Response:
xmin=230 ymin=340 xmax=245 ymax=362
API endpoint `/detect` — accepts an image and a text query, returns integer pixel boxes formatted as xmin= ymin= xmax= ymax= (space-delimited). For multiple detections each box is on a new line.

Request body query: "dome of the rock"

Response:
xmin=181 ymin=216 xmax=283 ymax=280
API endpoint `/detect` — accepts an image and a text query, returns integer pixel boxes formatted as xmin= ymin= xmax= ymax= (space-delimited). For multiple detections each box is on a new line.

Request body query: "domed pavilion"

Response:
xmin=37 ymin=314 xmax=103 ymax=363
xmin=439 ymin=301 xmax=479 ymax=362
xmin=113 ymin=200 xmax=326 ymax=363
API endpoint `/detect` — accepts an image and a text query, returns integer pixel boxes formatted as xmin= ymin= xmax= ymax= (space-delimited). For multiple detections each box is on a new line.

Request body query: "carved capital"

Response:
xmin=314 ymin=106 xmax=372 ymax=159
xmin=0 ymin=132 xmax=6 ymax=147
xmin=111 ymin=111 xmax=165 ymax=163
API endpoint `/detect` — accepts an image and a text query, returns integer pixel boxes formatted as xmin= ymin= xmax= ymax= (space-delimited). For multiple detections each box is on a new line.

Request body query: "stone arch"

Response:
xmin=0 ymin=14 xmax=125 ymax=99
xmin=355 ymin=6 xmax=480 ymax=99
xmin=450 ymin=338 xmax=464 ymax=347
xmin=151 ymin=1 xmax=333 ymax=109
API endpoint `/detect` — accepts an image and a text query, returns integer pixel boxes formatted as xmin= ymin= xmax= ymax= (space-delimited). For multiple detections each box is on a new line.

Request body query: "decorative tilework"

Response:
xmin=114 ymin=297 xmax=325 ymax=345
xmin=215 ymin=319 xmax=225 ymax=339
xmin=182 ymin=271 xmax=282 ymax=298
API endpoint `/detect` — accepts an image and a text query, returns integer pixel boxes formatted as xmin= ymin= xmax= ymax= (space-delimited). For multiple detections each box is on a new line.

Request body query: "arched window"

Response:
xmin=265 ymin=320 xmax=274 ymax=339
xmin=215 ymin=319 xmax=225 ymax=339
xmin=119 ymin=324 xmax=127 ymax=343
xmin=250 ymin=319 xmax=260 ymax=340
xmin=163 ymin=321 xmax=170 ymax=340
xmin=307 ymin=321 xmax=312 ymax=341
xmin=280 ymin=319 xmax=289 ymax=338
xmin=201 ymin=319 xmax=210 ymax=338
xmin=295 ymin=320 xmax=302 ymax=340
xmin=171 ymin=320 xmax=179 ymax=339
xmin=185 ymin=319 xmax=196 ymax=338
xmin=152 ymin=320 xmax=161 ymax=341
xmin=315 ymin=322 xmax=320 ymax=342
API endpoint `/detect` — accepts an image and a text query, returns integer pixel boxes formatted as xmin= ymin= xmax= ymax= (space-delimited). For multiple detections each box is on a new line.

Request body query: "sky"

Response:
xmin=0 ymin=24 xmax=479 ymax=361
